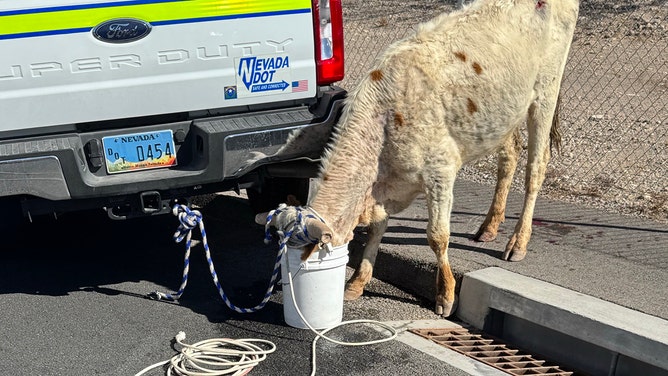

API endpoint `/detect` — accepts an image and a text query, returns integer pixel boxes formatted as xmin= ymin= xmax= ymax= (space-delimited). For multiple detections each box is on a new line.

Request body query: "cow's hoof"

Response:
xmin=344 ymin=285 xmax=364 ymax=301
xmin=502 ymin=235 xmax=527 ymax=261
xmin=474 ymin=229 xmax=497 ymax=243
xmin=502 ymin=246 xmax=527 ymax=262
xmin=435 ymin=296 xmax=458 ymax=317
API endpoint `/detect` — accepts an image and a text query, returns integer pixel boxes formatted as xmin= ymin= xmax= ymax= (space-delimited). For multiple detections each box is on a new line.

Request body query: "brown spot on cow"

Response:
xmin=370 ymin=69 xmax=383 ymax=81
xmin=323 ymin=174 xmax=331 ymax=181
xmin=467 ymin=98 xmax=478 ymax=114
xmin=472 ymin=62 xmax=483 ymax=75
xmin=394 ymin=112 xmax=405 ymax=127
xmin=454 ymin=51 xmax=467 ymax=62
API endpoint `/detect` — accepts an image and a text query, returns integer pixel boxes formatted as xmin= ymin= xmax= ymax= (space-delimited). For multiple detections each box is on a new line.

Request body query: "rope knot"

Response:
xmin=172 ymin=204 xmax=202 ymax=243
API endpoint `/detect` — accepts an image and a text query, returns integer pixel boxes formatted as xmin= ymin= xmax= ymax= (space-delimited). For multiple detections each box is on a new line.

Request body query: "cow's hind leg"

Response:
xmin=504 ymin=98 xmax=556 ymax=261
xmin=344 ymin=215 xmax=388 ymax=300
xmin=475 ymin=128 xmax=522 ymax=242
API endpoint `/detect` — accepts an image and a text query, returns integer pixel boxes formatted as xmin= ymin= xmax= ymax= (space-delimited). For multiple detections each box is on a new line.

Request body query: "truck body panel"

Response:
xmin=1 ymin=0 xmax=317 ymax=132
xmin=0 ymin=0 xmax=346 ymax=221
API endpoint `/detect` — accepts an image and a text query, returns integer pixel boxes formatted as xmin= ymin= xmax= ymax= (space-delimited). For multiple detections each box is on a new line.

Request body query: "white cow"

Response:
xmin=265 ymin=0 xmax=579 ymax=317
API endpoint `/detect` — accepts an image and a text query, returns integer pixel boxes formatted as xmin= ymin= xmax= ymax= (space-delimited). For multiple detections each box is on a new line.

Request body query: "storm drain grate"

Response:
xmin=410 ymin=327 xmax=576 ymax=376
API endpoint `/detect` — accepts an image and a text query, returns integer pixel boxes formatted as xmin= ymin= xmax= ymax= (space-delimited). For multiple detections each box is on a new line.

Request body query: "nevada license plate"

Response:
xmin=102 ymin=130 xmax=177 ymax=174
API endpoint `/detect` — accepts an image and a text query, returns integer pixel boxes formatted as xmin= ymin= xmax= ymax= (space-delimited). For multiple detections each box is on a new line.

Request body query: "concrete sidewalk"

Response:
xmin=351 ymin=179 xmax=668 ymax=321
xmin=348 ymin=179 xmax=668 ymax=374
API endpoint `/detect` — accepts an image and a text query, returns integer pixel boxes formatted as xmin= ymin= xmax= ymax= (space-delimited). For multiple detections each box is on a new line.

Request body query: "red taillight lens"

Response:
xmin=313 ymin=0 xmax=344 ymax=85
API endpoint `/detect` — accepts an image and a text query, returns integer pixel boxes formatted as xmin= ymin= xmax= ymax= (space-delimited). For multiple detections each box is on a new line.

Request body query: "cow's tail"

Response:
xmin=550 ymin=93 xmax=562 ymax=155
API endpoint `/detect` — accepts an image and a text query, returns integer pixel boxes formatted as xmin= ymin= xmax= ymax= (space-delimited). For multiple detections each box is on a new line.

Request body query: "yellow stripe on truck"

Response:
xmin=0 ymin=0 xmax=311 ymax=39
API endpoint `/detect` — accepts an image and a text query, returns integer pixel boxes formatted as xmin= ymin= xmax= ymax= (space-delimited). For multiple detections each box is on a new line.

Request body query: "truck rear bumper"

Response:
xmin=0 ymin=88 xmax=345 ymax=214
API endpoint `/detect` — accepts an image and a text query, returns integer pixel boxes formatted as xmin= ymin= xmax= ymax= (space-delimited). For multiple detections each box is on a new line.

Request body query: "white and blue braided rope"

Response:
xmin=262 ymin=204 xmax=324 ymax=248
xmin=149 ymin=204 xmax=325 ymax=314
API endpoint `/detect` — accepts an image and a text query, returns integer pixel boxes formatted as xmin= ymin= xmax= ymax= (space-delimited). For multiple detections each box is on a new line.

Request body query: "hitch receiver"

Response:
xmin=140 ymin=191 xmax=163 ymax=214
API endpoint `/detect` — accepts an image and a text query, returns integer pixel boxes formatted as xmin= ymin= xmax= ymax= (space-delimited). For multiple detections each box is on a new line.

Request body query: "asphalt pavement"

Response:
xmin=1 ymin=178 xmax=665 ymax=376
xmin=0 ymin=191 xmax=492 ymax=376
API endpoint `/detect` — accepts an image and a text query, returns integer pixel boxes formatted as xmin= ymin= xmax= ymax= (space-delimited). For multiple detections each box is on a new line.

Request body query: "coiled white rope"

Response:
xmin=134 ymin=332 xmax=276 ymax=376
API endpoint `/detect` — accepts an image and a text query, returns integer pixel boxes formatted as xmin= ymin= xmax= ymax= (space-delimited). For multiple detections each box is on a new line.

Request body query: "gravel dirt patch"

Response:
xmin=340 ymin=0 xmax=667 ymax=224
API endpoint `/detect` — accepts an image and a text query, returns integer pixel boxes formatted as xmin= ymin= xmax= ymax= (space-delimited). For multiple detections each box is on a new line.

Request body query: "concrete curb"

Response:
xmin=458 ymin=267 xmax=668 ymax=375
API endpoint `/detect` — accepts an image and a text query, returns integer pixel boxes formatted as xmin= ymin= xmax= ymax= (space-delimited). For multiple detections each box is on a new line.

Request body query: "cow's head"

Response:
xmin=255 ymin=205 xmax=333 ymax=260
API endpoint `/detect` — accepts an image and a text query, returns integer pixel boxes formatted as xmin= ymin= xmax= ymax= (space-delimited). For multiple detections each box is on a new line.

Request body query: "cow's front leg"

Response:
xmin=428 ymin=233 xmax=458 ymax=317
xmin=344 ymin=216 xmax=388 ymax=300
xmin=425 ymin=169 xmax=458 ymax=317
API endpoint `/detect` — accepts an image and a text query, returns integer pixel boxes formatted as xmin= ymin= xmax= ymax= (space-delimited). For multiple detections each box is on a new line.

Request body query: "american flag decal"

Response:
xmin=291 ymin=80 xmax=308 ymax=92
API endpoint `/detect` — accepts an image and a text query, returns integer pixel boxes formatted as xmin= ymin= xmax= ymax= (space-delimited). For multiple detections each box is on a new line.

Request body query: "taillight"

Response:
xmin=313 ymin=0 xmax=344 ymax=85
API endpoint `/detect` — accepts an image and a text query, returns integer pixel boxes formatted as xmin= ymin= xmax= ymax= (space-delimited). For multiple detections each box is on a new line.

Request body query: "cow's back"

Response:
xmin=374 ymin=0 xmax=579 ymax=168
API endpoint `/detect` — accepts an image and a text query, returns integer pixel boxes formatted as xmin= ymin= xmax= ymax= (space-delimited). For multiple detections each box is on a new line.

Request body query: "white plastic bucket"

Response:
xmin=281 ymin=243 xmax=349 ymax=329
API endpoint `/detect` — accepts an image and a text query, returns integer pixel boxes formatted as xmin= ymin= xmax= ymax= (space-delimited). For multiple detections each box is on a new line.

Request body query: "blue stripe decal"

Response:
xmin=0 ymin=0 xmax=185 ymax=17
xmin=0 ymin=8 xmax=310 ymax=40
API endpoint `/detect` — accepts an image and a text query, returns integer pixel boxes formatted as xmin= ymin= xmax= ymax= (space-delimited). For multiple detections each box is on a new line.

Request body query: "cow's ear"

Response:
xmin=305 ymin=218 xmax=333 ymax=244
xmin=301 ymin=244 xmax=318 ymax=261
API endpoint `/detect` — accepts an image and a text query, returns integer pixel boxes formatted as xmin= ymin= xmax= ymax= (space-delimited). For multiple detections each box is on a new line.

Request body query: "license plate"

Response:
xmin=102 ymin=130 xmax=177 ymax=174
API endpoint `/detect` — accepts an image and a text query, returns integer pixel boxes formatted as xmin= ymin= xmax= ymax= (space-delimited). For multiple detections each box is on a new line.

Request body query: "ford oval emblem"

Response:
xmin=92 ymin=18 xmax=152 ymax=43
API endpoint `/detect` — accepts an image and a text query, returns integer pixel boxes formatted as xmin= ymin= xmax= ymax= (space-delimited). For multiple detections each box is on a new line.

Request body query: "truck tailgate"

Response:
xmin=0 ymin=0 xmax=317 ymax=133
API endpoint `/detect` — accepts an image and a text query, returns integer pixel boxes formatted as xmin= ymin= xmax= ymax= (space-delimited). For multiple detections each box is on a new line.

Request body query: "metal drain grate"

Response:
xmin=410 ymin=327 xmax=576 ymax=376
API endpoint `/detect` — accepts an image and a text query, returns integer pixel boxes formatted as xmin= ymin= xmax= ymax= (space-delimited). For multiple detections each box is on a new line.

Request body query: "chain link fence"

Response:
xmin=339 ymin=0 xmax=668 ymax=223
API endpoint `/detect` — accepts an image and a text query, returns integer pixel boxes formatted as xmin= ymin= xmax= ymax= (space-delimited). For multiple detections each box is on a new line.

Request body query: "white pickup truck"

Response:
xmin=0 ymin=0 xmax=345 ymax=226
